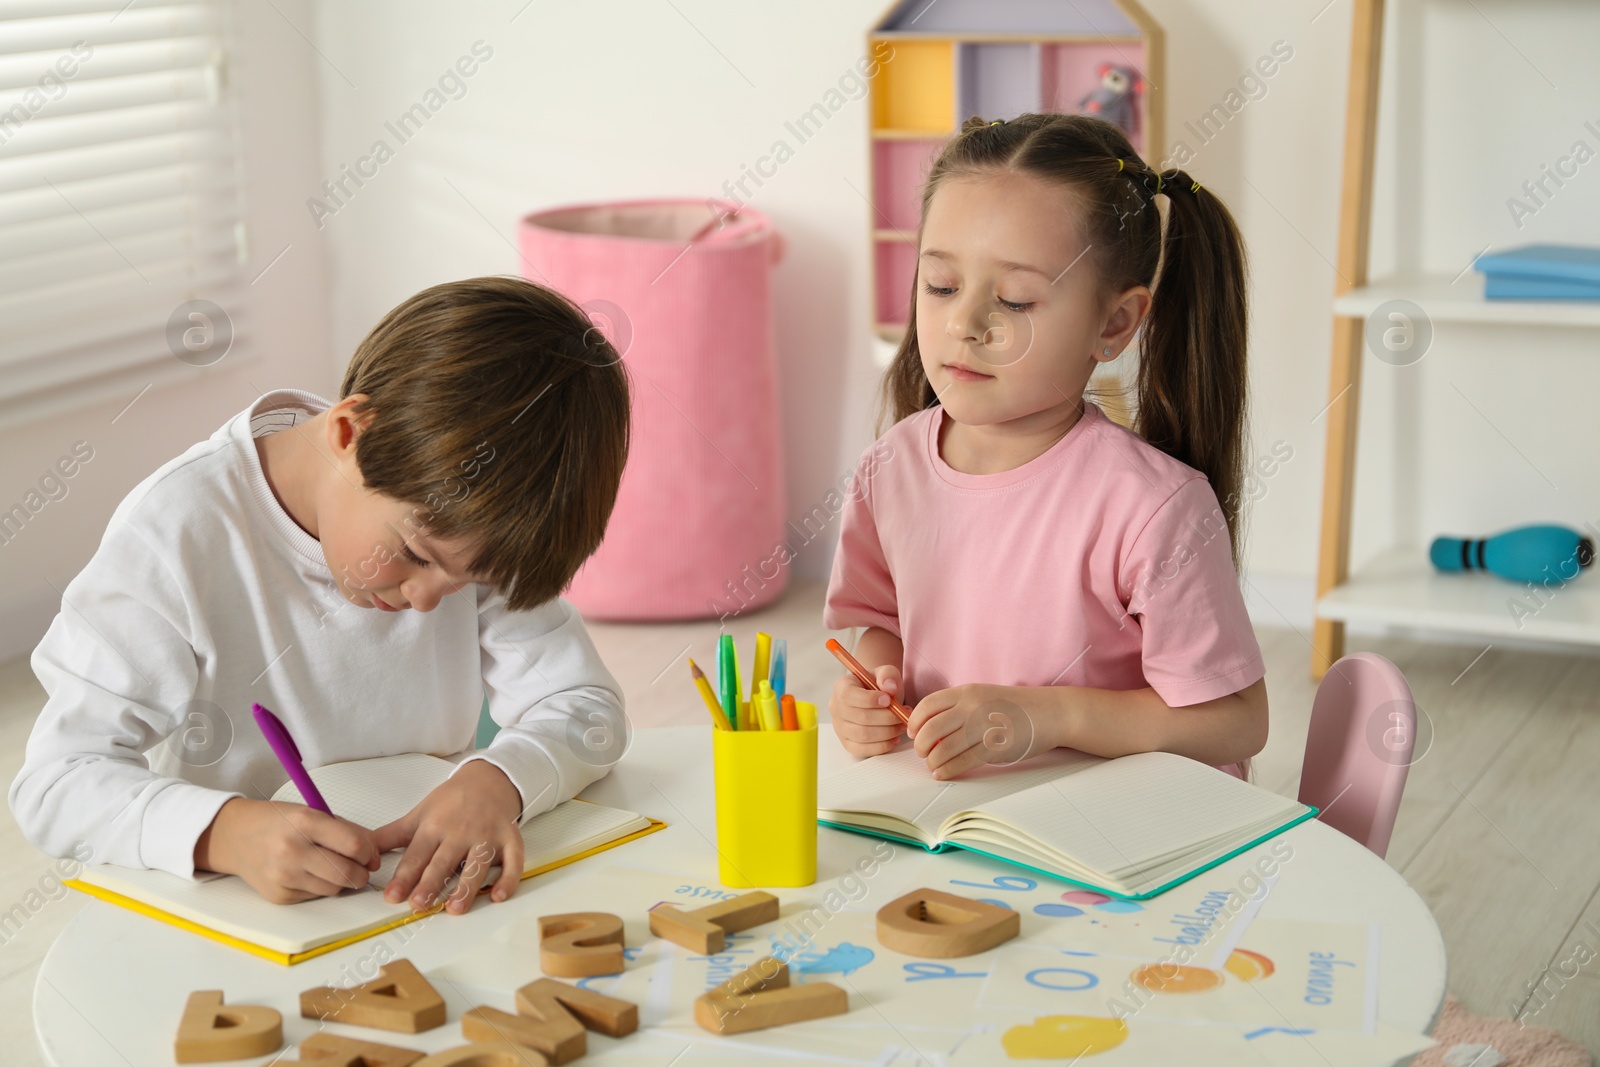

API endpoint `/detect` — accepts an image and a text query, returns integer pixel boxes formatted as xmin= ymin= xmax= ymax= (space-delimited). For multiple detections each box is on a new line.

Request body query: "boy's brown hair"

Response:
xmin=883 ymin=113 xmax=1251 ymax=571
xmin=339 ymin=275 xmax=630 ymax=611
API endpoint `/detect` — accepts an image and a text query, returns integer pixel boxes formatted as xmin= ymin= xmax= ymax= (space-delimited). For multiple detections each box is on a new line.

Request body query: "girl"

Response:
xmin=825 ymin=113 xmax=1266 ymax=782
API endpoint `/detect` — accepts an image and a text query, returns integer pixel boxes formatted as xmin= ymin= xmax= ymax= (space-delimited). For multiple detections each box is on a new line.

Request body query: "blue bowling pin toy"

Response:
xmin=1429 ymin=524 xmax=1593 ymax=584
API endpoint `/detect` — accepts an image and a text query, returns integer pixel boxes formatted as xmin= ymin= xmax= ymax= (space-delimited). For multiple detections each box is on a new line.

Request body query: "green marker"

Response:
xmin=718 ymin=633 xmax=739 ymax=731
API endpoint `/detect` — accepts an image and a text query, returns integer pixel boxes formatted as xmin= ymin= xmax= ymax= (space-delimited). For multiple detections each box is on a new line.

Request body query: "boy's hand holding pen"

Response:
xmin=192 ymin=797 xmax=382 ymax=905
xmin=192 ymin=704 xmax=385 ymax=904
xmin=218 ymin=702 xmax=522 ymax=914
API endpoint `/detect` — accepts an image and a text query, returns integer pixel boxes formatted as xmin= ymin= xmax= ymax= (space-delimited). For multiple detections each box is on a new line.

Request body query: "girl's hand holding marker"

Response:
xmin=827 ymin=640 xmax=1044 ymax=778
xmin=827 ymin=638 xmax=913 ymax=759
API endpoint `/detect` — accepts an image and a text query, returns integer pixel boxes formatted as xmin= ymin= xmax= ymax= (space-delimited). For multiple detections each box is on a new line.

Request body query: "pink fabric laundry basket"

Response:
xmin=519 ymin=198 xmax=788 ymax=620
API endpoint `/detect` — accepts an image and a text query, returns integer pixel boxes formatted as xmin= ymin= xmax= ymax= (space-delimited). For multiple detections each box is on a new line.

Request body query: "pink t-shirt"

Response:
xmin=824 ymin=400 xmax=1264 ymax=727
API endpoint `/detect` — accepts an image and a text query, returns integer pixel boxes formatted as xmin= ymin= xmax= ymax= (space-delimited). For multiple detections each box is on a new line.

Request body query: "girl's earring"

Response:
xmin=1102 ymin=346 xmax=1113 ymax=357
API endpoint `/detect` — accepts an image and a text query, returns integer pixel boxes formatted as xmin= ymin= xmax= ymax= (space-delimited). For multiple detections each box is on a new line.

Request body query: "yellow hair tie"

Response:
xmin=1190 ymin=179 xmax=1202 ymax=193
xmin=990 ymin=120 xmax=1002 ymax=125
xmin=1116 ymin=158 xmax=1125 ymax=172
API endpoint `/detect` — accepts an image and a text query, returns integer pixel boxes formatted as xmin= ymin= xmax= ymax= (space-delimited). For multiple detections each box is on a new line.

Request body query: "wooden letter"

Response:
xmin=481 ymin=978 xmax=637 ymax=1064
xmin=300 ymin=958 xmax=447 ymax=1033
xmin=693 ymin=957 xmax=846 ymax=1034
xmin=174 ymin=990 xmax=283 ymax=1063
xmin=876 ymin=888 xmax=1019 ymax=958
xmin=647 ymin=891 xmax=779 ymax=954
xmin=538 ymin=912 xmax=625 ymax=977
xmin=294 ymin=1032 xmax=426 ymax=1066
xmin=516 ymin=978 xmax=637 ymax=1038
xmin=413 ymin=1044 xmax=548 ymax=1067
xmin=463 ymin=1006 xmax=578 ymax=1066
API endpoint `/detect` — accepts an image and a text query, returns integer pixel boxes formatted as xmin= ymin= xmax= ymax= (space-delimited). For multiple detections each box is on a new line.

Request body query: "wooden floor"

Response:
xmin=1 ymin=579 xmax=1597 ymax=1062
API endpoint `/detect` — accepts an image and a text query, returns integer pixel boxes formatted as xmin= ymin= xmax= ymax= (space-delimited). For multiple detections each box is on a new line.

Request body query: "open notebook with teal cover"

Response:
xmin=817 ymin=747 xmax=1317 ymax=901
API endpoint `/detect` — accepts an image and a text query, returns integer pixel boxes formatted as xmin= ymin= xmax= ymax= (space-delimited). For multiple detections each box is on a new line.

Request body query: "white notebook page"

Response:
xmin=273 ymin=752 xmax=653 ymax=891
xmin=817 ymin=745 xmax=1105 ymax=835
xmin=976 ymin=751 xmax=1306 ymax=883
xmin=273 ymin=752 xmax=450 ymax=886
xmin=76 ymin=754 xmax=651 ymax=954
xmin=78 ymin=799 xmax=648 ymax=954
xmin=272 ymin=751 xmax=453 ymax=832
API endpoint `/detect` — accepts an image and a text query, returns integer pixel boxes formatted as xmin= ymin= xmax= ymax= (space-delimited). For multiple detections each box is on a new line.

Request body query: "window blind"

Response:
xmin=0 ymin=0 xmax=250 ymax=428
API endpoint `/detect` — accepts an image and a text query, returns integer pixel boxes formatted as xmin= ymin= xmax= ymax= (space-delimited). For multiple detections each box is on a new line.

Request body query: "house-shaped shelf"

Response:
xmin=867 ymin=0 xmax=1165 ymax=341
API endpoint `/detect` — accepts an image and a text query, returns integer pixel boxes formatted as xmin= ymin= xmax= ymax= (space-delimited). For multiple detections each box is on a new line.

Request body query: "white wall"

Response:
xmin=303 ymin=0 xmax=1380 ymax=623
xmin=305 ymin=0 xmax=898 ymax=602
xmin=0 ymin=0 xmax=336 ymax=661
xmin=4 ymin=0 xmax=1597 ymax=661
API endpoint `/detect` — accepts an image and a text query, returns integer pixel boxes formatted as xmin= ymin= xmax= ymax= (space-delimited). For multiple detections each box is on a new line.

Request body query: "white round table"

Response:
xmin=35 ymin=726 xmax=1446 ymax=1065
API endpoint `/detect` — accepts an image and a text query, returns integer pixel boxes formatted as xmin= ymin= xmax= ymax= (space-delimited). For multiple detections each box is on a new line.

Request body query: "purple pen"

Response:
xmin=251 ymin=702 xmax=333 ymax=815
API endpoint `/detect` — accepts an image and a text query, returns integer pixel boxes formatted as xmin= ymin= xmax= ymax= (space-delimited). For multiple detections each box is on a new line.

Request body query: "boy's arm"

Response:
xmin=7 ymin=523 xmax=242 ymax=877
xmin=462 ymin=588 xmax=628 ymax=822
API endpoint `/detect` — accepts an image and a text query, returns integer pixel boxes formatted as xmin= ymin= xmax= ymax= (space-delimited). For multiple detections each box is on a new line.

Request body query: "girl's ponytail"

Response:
xmin=1135 ymin=168 xmax=1251 ymax=572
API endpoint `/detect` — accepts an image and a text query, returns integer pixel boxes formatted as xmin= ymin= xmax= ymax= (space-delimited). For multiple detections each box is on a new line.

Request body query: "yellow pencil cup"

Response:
xmin=711 ymin=703 xmax=818 ymax=888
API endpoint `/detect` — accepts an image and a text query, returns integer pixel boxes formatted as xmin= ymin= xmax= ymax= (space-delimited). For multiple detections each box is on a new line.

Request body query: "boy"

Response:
xmin=8 ymin=276 xmax=631 ymax=916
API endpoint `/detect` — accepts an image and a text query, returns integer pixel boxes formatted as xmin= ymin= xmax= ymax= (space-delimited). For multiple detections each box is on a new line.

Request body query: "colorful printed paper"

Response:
xmin=426 ymin=856 xmax=1408 ymax=1066
xmin=980 ymin=919 xmax=1376 ymax=1032
xmin=949 ymin=1019 xmax=1433 ymax=1066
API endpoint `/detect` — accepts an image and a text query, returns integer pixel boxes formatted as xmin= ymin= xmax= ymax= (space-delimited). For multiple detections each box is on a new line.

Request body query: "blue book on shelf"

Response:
xmin=1474 ymin=244 xmax=1600 ymax=285
xmin=1483 ymin=274 xmax=1600 ymax=301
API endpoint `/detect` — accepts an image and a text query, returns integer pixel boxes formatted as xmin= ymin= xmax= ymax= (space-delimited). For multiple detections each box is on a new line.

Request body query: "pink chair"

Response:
xmin=1298 ymin=652 xmax=1417 ymax=859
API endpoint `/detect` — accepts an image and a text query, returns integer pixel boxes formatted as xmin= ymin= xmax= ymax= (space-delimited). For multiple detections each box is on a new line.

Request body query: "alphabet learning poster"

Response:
xmin=424 ymin=858 xmax=1415 ymax=1066
xmin=948 ymin=1019 xmax=1434 ymax=1066
xmin=979 ymin=919 xmax=1376 ymax=1032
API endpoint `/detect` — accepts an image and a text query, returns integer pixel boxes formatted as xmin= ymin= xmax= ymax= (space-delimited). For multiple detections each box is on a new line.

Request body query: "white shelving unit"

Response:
xmin=1332 ymin=273 xmax=1600 ymax=329
xmin=1319 ymin=547 xmax=1600 ymax=648
xmin=1310 ymin=1 xmax=1600 ymax=676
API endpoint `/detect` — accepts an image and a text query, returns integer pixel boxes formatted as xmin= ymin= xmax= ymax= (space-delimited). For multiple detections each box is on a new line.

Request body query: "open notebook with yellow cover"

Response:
xmin=64 ymin=752 xmax=665 ymax=965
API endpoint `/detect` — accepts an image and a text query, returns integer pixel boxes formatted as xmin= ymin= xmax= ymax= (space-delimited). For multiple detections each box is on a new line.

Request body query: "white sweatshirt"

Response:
xmin=8 ymin=389 xmax=628 ymax=879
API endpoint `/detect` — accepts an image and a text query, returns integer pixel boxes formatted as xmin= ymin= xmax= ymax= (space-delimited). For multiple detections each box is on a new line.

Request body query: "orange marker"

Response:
xmin=824 ymin=638 xmax=912 ymax=724
xmin=780 ymin=694 xmax=799 ymax=731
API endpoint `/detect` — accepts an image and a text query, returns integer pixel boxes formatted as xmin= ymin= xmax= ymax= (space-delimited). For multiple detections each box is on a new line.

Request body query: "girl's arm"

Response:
xmin=852 ymin=626 xmax=904 ymax=676
xmin=1031 ymin=677 xmax=1268 ymax=766
xmin=821 ymin=434 xmax=906 ymax=758
xmin=907 ymin=678 xmax=1268 ymax=779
